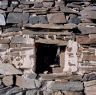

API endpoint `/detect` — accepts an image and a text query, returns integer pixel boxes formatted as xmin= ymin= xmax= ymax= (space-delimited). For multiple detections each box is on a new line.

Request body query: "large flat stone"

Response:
xmin=16 ymin=75 xmax=41 ymax=89
xmin=47 ymin=13 xmax=66 ymax=24
xmin=0 ymin=0 xmax=8 ymax=9
xmin=0 ymin=63 xmax=22 ymax=75
xmin=50 ymin=82 xmax=83 ymax=91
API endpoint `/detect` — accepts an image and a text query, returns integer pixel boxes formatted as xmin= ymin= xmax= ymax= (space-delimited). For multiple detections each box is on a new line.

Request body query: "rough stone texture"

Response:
xmin=51 ymin=82 xmax=83 ymax=91
xmin=47 ymin=13 xmax=66 ymax=24
xmin=0 ymin=63 xmax=22 ymax=75
xmin=0 ymin=0 xmax=95 ymax=95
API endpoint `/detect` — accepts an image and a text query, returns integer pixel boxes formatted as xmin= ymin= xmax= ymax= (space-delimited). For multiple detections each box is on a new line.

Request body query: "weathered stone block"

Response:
xmin=6 ymin=13 xmax=22 ymax=24
xmin=47 ymin=13 xmax=66 ymax=24
xmin=0 ymin=14 xmax=5 ymax=25
xmin=50 ymin=82 xmax=83 ymax=91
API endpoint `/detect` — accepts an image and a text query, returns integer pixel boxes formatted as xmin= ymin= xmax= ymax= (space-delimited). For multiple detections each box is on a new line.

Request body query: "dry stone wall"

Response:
xmin=0 ymin=0 xmax=95 ymax=95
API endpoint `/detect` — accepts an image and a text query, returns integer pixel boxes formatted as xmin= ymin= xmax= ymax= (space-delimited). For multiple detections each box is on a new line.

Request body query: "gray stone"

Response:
xmin=6 ymin=87 xmax=23 ymax=95
xmin=43 ymin=91 xmax=52 ymax=95
xmin=39 ymin=15 xmax=48 ymax=24
xmin=50 ymin=82 xmax=83 ymax=91
xmin=29 ymin=15 xmax=39 ymax=24
xmin=0 ymin=14 xmax=5 ymax=25
xmin=22 ymin=13 xmax=29 ymax=24
xmin=80 ymin=6 xmax=96 ymax=20
xmin=6 ymin=13 xmax=22 ymax=24
xmin=78 ymin=26 xmax=96 ymax=34
xmin=15 ymin=92 xmax=23 ymax=95
xmin=34 ymin=2 xmax=43 ymax=8
xmin=68 ymin=14 xmax=81 ymax=24
xmin=60 ymin=6 xmax=78 ymax=14
xmin=4 ymin=27 xmax=21 ymax=33
xmin=14 ymin=8 xmax=23 ymax=12
xmin=0 ymin=63 xmax=22 ymax=75
xmin=26 ymin=73 xmax=37 ymax=79
xmin=0 ymin=0 xmax=8 ymax=9
xmin=83 ymin=73 xmax=96 ymax=81
xmin=26 ymin=90 xmax=37 ymax=95
xmin=43 ymin=2 xmax=54 ymax=8
xmin=11 ymin=1 xmax=19 ymax=8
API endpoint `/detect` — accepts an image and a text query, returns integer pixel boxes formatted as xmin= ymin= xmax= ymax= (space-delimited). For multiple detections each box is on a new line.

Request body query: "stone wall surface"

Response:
xmin=0 ymin=0 xmax=95 ymax=95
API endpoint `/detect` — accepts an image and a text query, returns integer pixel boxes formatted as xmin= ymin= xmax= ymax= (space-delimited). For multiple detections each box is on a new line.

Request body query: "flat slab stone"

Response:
xmin=47 ymin=13 xmax=66 ymax=24
xmin=50 ymin=81 xmax=83 ymax=91
xmin=16 ymin=75 xmax=41 ymax=89
xmin=11 ymin=35 xmax=34 ymax=44
xmin=0 ymin=63 xmax=22 ymax=75
xmin=78 ymin=26 xmax=96 ymax=34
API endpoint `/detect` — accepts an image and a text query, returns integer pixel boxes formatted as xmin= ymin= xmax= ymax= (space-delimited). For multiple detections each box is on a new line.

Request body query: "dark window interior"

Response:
xmin=35 ymin=43 xmax=60 ymax=74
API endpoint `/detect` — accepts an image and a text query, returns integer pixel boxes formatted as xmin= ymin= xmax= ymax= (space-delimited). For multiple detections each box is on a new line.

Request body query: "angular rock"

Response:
xmin=11 ymin=1 xmax=19 ymax=8
xmin=38 ymin=15 xmax=48 ymax=24
xmin=83 ymin=73 xmax=96 ymax=81
xmin=2 ymin=76 xmax=13 ymax=86
xmin=68 ymin=14 xmax=81 ymax=24
xmin=0 ymin=63 xmax=22 ymax=75
xmin=3 ymin=27 xmax=21 ymax=33
xmin=50 ymin=82 xmax=83 ymax=91
xmin=0 ymin=0 xmax=8 ymax=9
xmin=6 ymin=87 xmax=23 ymax=95
xmin=47 ymin=13 xmax=66 ymax=24
xmin=6 ymin=13 xmax=22 ymax=24
xmin=26 ymin=90 xmax=37 ymax=95
xmin=84 ymin=80 xmax=96 ymax=87
xmin=22 ymin=13 xmax=29 ymax=24
xmin=29 ymin=15 xmax=39 ymax=24
xmin=34 ymin=2 xmax=43 ymax=8
xmin=78 ymin=26 xmax=96 ymax=34
xmin=43 ymin=1 xmax=54 ymax=8
xmin=16 ymin=75 xmax=41 ymax=89
xmin=0 ymin=14 xmax=5 ymax=25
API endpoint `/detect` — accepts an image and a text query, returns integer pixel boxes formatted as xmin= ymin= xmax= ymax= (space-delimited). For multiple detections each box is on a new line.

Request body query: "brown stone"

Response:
xmin=47 ymin=13 xmax=66 ymax=24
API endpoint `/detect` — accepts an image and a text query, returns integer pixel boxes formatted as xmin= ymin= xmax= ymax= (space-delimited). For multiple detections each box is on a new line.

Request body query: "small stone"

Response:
xmin=11 ymin=1 xmax=19 ymax=8
xmin=22 ymin=13 xmax=29 ymax=24
xmin=83 ymin=73 xmax=96 ymax=81
xmin=39 ymin=15 xmax=48 ymax=24
xmin=26 ymin=90 xmax=37 ymax=95
xmin=16 ymin=75 xmax=41 ymax=89
xmin=68 ymin=14 xmax=81 ymax=24
xmin=3 ymin=76 xmax=13 ymax=86
xmin=43 ymin=2 xmax=54 ymax=8
xmin=0 ymin=14 xmax=5 ymax=25
xmin=29 ymin=15 xmax=39 ymax=24
xmin=34 ymin=2 xmax=43 ymax=8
